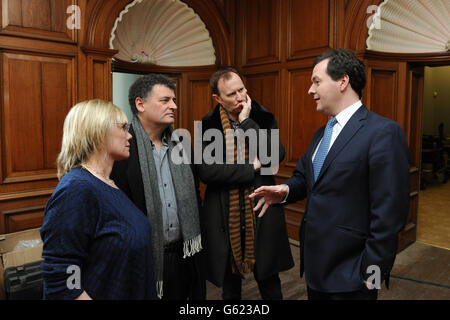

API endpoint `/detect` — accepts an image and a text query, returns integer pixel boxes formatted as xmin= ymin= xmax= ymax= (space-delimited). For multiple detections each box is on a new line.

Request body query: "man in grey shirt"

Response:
xmin=111 ymin=74 xmax=204 ymax=300
xmin=152 ymin=134 xmax=181 ymax=243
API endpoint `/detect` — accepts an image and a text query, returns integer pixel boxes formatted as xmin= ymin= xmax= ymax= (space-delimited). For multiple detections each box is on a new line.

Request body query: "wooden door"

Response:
xmin=398 ymin=65 xmax=424 ymax=250
xmin=365 ymin=58 xmax=422 ymax=251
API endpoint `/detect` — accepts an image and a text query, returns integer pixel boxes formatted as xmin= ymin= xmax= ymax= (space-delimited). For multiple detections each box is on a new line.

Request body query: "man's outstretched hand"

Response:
xmin=249 ymin=184 xmax=289 ymax=218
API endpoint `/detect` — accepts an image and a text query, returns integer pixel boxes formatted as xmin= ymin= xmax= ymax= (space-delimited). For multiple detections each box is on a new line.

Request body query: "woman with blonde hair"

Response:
xmin=40 ymin=99 xmax=156 ymax=300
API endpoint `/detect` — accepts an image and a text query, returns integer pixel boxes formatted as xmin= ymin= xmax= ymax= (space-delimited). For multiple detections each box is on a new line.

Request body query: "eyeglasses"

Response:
xmin=115 ymin=122 xmax=131 ymax=132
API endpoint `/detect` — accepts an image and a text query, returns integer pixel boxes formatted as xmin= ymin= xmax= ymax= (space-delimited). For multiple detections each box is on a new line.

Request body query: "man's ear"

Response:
xmin=339 ymin=74 xmax=350 ymax=92
xmin=135 ymin=97 xmax=145 ymax=113
xmin=212 ymin=94 xmax=222 ymax=105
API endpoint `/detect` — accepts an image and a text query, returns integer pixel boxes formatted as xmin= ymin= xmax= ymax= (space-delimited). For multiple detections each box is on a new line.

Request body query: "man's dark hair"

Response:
xmin=313 ymin=49 xmax=366 ymax=99
xmin=128 ymin=73 xmax=176 ymax=114
xmin=209 ymin=67 xmax=243 ymax=96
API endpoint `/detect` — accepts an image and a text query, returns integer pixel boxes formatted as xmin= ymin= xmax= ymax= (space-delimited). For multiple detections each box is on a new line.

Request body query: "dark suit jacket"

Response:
xmin=284 ymin=105 xmax=410 ymax=293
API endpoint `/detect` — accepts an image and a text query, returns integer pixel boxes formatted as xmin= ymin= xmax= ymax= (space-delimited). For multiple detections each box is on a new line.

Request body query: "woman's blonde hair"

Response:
xmin=57 ymin=99 xmax=127 ymax=179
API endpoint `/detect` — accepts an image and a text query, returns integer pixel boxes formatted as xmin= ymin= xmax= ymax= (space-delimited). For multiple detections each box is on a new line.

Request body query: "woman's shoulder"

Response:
xmin=59 ymin=167 xmax=99 ymax=191
xmin=43 ymin=168 xmax=102 ymax=232
xmin=47 ymin=168 xmax=100 ymax=206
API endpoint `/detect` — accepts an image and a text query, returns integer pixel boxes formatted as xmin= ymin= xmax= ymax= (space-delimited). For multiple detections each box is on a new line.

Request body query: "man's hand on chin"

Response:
xmin=238 ymin=94 xmax=252 ymax=123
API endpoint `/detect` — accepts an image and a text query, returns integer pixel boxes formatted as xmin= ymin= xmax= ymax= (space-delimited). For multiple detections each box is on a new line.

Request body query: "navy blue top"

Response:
xmin=40 ymin=167 xmax=156 ymax=300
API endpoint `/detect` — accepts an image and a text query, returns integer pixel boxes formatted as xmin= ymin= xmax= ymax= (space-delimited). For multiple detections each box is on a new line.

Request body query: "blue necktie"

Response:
xmin=313 ymin=117 xmax=337 ymax=181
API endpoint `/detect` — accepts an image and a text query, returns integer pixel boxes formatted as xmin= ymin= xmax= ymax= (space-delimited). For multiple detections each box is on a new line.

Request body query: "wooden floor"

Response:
xmin=206 ymin=241 xmax=450 ymax=300
xmin=417 ymin=180 xmax=450 ymax=249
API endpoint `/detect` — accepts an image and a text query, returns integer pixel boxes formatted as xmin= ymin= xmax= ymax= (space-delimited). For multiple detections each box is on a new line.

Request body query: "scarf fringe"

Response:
xmin=157 ymin=280 xmax=163 ymax=299
xmin=183 ymin=234 xmax=202 ymax=258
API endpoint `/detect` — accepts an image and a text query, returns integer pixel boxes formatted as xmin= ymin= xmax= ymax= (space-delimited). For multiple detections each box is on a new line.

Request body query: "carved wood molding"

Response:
xmin=0 ymin=204 xmax=46 ymax=216
xmin=85 ymin=0 xmax=231 ymax=67
xmin=0 ymin=188 xmax=55 ymax=202
xmin=81 ymin=46 xmax=118 ymax=57
xmin=364 ymin=50 xmax=450 ymax=65
xmin=112 ymin=58 xmax=216 ymax=74
xmin=0 ymin=35 xmax=78 ymax=57
xmin=343 ymin=0 xmax=383 ymax=53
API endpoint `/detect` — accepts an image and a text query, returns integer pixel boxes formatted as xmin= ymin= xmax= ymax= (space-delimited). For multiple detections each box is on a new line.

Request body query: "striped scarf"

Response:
xmin=219 ymin=106 xmax=256 ymax=278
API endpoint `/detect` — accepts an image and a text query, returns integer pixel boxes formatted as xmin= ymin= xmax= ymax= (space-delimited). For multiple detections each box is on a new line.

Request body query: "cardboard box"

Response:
xmin=0 ymin=228 xmax=43 ymax=299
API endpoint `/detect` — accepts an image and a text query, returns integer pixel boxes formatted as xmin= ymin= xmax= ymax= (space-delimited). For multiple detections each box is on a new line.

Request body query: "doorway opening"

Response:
xmin=112 ymin=72 xmax=142 ymax=122
xmin=418 ymin=65 xmax=450 ymax=250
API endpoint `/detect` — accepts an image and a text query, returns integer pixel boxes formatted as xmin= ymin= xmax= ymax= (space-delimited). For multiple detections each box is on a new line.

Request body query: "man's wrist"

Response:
xmin=280 ymin=184 xmax=289 ymax=203
xmin=239 ymin=117 xmax=249 ymax=125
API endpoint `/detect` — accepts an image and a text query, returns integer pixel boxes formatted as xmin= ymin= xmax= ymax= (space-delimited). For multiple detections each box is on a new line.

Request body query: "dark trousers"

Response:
xmin=222 ymin=257 xmax=282 ymax=300
xmin=222 ymin=218 xmax=283 ymax=300
xmin=307 ymin=285 xmax=378 ymax=300
xmin=161 ymin=240 xmax=192 ymax=300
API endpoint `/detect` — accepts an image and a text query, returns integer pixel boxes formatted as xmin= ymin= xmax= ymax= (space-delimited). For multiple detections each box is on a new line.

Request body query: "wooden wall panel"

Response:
xmin=184 ymin=73 xmax=216 ymax=135
xmin=211 ymin=0 xmax=234 ymax=33
xmin=42 ymin=62 xmax=70 ymax=169
xmin=22 ymin=0 xmax=51 ymax=30
xmin=189 ymin=81 xmax=212 ymax=122
xmin=239 ymin=0 xmax=281 ymax=67
xmin=1 ymin=205 xmax=45 ymax=233
xmin=244 ymin=72 xmax=279 ymax=118
xmin=6 ymin=57 xmax=44 ymax=173
xmin=1 ymin=52 xmax=75 ymax=184
xmin=365 ymin=60 xmax=408 ymax=131
xmin=1 ymin=0 xmax=77 ymax=42
xmin=287 ymin=0 xmax=330 ymax=60
xmin=5 ymin=0 xmax=22 ymax=26
xmin=287 ymin=68 xmax=328 ymax=167
xmin=182 ymin=72 xmax=217 ymax=201
xmin=93 ymin=60 xmax=106 ymax=99
xmin=0 ymin=191 xmax=54 ymax=234
xmin=370 ymin=70 xmax=397 ymax=120
xmin=83 ymin=51 xmax=113 ymax=101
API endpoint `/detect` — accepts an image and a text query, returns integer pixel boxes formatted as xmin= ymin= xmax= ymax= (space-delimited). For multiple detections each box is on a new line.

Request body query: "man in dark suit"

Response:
xmin=249 ymin=49 xmax=410 ymax=300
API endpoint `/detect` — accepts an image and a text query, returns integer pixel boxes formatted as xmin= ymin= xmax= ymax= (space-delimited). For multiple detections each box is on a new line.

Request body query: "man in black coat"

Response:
xmin=197 ymin=68 xmax=294 ymax=300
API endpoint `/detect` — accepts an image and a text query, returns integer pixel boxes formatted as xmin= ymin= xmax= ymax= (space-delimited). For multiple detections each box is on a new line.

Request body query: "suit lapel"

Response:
xmin=314 ymin=106 xmax=368 ymax=184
